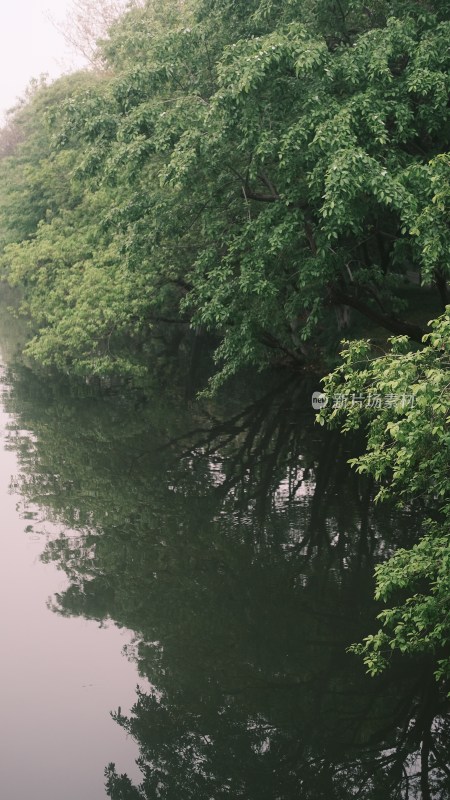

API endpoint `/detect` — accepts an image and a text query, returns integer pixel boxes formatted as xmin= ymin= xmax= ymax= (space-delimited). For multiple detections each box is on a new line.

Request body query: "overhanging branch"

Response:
xmin=330 ymin=287 xmax=425 ymax=343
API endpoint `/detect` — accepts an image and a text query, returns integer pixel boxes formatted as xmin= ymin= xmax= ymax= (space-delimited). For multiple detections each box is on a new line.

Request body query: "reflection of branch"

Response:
xmin=161 ymin=378 xmax=295 ymax=457
xmin=420 ymin=724 xmax=431 ymax=800
xmin=431 ymin=744 xmax=450 ymax=778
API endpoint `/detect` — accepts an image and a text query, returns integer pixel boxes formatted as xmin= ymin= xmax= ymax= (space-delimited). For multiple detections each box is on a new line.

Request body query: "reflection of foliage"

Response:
xmin=105 ymin=687 xmax=450 ymax=800
xmin=3 ymin=367 xmax=449 ymax=799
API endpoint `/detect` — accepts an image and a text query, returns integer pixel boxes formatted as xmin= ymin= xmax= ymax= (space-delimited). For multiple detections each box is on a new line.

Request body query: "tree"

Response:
xmin=0 ymin=72 xmax=100 ymax=249
xmin=57 ymin=0 xmax=450 ymax=385
xmin=51 ymin=0 xmax=145 ymax=68
xmin=1 ymin=0 xmax=449 ymax=386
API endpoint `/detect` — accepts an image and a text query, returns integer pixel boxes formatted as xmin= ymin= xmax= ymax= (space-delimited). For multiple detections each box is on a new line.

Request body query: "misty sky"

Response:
xmin=0 ymin=0 xmax=85 ymax=118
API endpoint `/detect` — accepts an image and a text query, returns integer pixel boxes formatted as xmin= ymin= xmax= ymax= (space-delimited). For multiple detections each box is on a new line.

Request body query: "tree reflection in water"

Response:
xmin=3 ymin=369 xmax=449 ymax=799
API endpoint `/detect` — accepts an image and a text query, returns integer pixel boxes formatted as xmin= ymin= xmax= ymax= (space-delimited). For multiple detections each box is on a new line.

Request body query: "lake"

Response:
xmin=0 ymin=299 xmax=448 ymax=799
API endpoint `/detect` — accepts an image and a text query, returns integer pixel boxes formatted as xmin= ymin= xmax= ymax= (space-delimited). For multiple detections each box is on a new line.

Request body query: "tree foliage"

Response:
xmin=0 ymin=0 xmax=449 ymax=384
xmin=320 ymin=312 xmax=450 ymax=685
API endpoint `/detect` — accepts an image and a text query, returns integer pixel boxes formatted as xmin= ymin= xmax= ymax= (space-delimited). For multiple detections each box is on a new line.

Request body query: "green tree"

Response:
xmin=54 ymin=0 xmax=450 ymax=385
xmin=0 ymin=67 xmax=188 ymax=383
xmin=1 ymin=0 xmax=449 ymax=386
xmin=0 ymin=73 xmax=100 ymax=249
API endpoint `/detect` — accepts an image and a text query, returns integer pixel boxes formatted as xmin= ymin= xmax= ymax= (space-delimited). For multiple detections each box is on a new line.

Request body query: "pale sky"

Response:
xmin=0 ymin=0 xmax=86 ymax=119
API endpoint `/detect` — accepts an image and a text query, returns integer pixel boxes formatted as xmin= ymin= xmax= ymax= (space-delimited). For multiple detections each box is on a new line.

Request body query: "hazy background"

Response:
xmin=0 ymin=1 xmax=86 ymax=119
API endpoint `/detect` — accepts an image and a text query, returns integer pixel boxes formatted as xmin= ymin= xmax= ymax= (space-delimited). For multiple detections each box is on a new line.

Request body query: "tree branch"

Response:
xmin=330 ymin=287 xmax=425 ymax=343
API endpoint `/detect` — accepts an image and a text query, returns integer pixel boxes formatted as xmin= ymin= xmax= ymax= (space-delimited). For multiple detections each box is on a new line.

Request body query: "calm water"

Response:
xmin=0 ymin=302 xmax=449 ymax=799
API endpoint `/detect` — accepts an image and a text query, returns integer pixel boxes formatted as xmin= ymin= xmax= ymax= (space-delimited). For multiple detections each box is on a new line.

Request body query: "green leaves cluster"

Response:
xmin=321 ymin=315 xmax=450 ymax=501
xmin=352 ymin=530 xmax=450 ymax=681
xmin=319 ymin=312 xmax=450 ymax=684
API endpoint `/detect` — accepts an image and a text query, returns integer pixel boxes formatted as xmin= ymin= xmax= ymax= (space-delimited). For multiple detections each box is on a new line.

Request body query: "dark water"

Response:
xmin=0 ymin=306 xmax=449 ymax=798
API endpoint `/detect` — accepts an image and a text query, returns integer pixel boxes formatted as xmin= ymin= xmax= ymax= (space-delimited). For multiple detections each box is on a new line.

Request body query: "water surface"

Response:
xmin=0 ymin=301 xmax=449 ymax=799
xmin=0 ymin=347 xmax=142 ymax=799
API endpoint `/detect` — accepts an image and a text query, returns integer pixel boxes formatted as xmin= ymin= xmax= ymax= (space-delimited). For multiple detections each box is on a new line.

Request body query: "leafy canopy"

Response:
xmin=0 ymin=0 xmax=449 ymax=384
